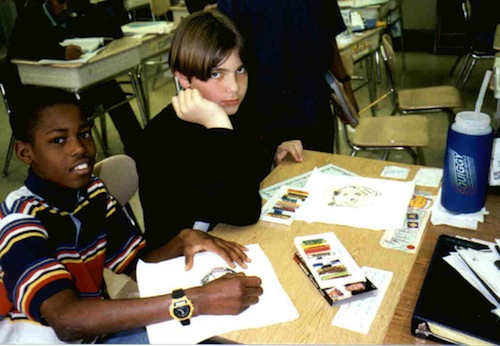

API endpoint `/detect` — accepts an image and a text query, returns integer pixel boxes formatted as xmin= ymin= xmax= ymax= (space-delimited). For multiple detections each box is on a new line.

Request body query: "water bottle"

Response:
xmin=441 ymin=111 xmax=494 ymax=213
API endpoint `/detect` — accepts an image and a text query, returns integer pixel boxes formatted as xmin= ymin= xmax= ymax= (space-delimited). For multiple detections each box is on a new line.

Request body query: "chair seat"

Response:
xmin=354 ymin=115 xmax=429 ymax=147
xmin=398 ymin=86 xmax=464 ymax=111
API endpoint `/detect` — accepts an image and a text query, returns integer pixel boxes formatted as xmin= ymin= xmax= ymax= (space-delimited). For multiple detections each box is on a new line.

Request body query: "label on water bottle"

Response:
xmin=448 ymin=148 xmax=477 ymax=195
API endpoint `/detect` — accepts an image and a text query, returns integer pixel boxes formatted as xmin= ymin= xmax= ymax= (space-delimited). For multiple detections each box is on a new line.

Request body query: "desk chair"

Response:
xmin=451 ymin=0 xmax=496 ymax=91
xmin=379 ymin=33 xmax=464 ymax=123
xmin=327 ymin=71 xmax=429 ymax=165
xmin=0 ymin=77 xmax=15 ymax=177
xmin=93 ymin=154 xmax=142 ymax=299
xmin=385 ymin=0 xmax=406 ymax=71
xmin=93 ymin=154 xmax=141 ymax=228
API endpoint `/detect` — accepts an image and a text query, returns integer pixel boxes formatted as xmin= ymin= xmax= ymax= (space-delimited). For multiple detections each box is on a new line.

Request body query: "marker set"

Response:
xmin=260 ymin=186 xmax=309 ymax=225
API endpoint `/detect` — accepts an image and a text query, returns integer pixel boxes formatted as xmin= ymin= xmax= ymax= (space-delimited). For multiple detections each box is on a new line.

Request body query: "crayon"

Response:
xmin=267 ymin=212 xmax=291 ymax=219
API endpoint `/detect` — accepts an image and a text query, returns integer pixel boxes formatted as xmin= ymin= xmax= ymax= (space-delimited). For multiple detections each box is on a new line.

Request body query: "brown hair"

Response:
xmin=169 ymin=10 xmax=245 ymax=82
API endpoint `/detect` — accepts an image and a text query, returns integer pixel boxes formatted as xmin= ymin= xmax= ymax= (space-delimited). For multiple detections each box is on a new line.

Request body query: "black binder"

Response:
xmin=411 ymin=234 xmax=500 ymax=344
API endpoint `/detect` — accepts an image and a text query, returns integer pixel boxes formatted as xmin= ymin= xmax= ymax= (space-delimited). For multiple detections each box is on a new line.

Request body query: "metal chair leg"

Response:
xmin=3 ymin=133 xmax=15 ymax=177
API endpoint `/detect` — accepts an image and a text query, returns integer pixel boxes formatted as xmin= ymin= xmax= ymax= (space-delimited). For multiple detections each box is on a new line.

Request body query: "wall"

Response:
xmin=402 ymin=0 xmax=437 ymax=31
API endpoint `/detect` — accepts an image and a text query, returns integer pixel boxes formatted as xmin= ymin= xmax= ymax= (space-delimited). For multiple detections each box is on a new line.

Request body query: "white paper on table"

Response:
xmin=380 ymin=165 xmax=409 ymax=180
xmin=59 ymin=37 xmax=106 ymax=52
xmin=431 ymin=188 xmax=488 ymax=230
xmin=456 ymin=247 xmax=500 ymax=299
xmin=332 ymin=267 xmax=393 ymax=334
xmin=259 ymin=163 xmax=356 ymax=200
xmin=296 ymin=169 xmax=415 ymax=230
xmin=414 ymin=167 xmax=443 ymax=187
xmin=136 ymin=244 xmax=299 ymax=344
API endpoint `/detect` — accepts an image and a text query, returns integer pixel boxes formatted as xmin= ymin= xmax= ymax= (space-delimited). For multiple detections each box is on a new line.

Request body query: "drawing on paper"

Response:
xmin=328 ymin=185 xmax=381 ymax=208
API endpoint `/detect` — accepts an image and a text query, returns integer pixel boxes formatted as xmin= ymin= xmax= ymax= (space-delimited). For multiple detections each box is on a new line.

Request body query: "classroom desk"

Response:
xmin=12 ymin=36 xmax=150 ymax=126
xmin=135 ymin=32 xmax=173 ymax=119
xmin=171 ymin=5 xmax=189 ymax=26
xmin=13 ymin=36 xmax=141 ymax=90
xmin=383 ymin=191 xmax=499 ymax=344
xmin=210 ymin=150 xmax=439 ymax=344
xmin=337 ymin=27 xmax=383 ymax=116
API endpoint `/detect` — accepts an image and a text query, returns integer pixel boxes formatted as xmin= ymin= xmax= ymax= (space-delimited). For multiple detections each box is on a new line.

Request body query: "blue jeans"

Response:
xmin=101 ymin=327 xmax=149 ymax=344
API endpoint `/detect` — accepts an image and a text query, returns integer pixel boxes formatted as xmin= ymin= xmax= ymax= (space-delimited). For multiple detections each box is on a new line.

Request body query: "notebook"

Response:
xmin=411 ymin=234 xmax=499 ymax=344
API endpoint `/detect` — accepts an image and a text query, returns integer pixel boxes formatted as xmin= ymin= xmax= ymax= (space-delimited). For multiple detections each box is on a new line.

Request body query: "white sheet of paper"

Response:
xmin=259 ymin=164 xmax=356 ymax=200
xmin=297 ymin=169 xmax=415 ymax=230
xmin=332 ymin=267 xmax=393 ymax=334
xmin=136 ymin=244 xmax=299 ymax=344
xmin=414 ymin=167 xmax=443 ymax=187
xmin=380 ymin=165 xmax=409 ymax=180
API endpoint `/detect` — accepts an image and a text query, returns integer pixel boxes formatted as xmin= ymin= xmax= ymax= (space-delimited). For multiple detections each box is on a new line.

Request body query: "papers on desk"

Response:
xmin=431 ymin=188 xmax=488 ymax=230
xmin=37 ymin=37 xmax=108 ymax=65
xmin=121 ymin=21 xmax=175 ymax=36
xmin=338 ymin=0 xmax=389 ymax=7
xmin=443 ymin=240 xmax=500 ymax=311
xmin=259 ymin=163 xmax=357 ymax=200
xmin=136 ymin=244 xmax=299 ymax=344
xmin=295 ymin=168 xmax=415 ymax=230
xmin=60 ymin=37 xmax=108 ymax=53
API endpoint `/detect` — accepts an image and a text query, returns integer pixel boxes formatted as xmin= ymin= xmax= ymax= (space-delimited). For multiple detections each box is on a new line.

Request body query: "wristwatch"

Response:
xmin=169 ymin=289 xmax=194 ymax=326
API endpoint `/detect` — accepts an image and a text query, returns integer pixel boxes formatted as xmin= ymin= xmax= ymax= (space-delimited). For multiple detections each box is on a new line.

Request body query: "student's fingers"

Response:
xmin=181 ymin=230 xmax=250 ymax=270
xmin=184 ymin=252 xmax=195 ymax=271
xmin=209 ymin=239 xmax=251 ymax=269
xmin=288 ymin=141 xmax=304 ymax=162
xmin=274 ymin=150 xmax=288 ymax=165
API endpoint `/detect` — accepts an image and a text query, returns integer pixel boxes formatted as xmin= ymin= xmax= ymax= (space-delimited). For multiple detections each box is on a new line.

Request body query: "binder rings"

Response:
xmin=411 ymin=234 xmax=499 ymax=345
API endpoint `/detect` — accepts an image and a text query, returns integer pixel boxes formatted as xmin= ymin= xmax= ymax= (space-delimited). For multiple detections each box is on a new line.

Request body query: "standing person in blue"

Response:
xmin=0 ymin=86 xmax=263 ymax=343
xmin=136 ymin=10 xmax=303 ymax=254
xmin=4 ymin=0 xmax=143 ymax=159
xmin=217 ymin=0 xmax=359 ymax=154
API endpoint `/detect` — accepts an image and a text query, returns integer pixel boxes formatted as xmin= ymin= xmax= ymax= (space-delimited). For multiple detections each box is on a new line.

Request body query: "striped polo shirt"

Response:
xmin=0 ymin=170 xmax=145 ymax=343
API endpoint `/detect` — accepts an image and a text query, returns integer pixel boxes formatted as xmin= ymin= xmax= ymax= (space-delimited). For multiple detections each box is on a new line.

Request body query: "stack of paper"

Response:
xmin=444 ymin=240 xmax=500 ymax=311
xmin=121 ymin=21 xmax=175 ymax=36
xmin=59 ymin=37 xmax=107 ymax=53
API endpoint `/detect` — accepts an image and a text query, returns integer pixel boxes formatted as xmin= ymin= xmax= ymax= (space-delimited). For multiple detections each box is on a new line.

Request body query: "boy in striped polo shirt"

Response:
xmin=0 ymin=86 xmax=262 ymax=343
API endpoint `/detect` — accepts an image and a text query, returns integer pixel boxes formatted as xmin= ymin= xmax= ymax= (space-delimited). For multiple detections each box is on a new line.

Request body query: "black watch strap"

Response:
xmin=172 ymin=288 xmax=184 ymax=299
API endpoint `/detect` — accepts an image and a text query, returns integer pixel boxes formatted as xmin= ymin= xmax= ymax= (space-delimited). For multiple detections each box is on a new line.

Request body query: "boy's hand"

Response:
xmin=274 ymin=140 xmax=303 ymax=166
xmin=65 ymin=44 xmax=83 ymax=60
xmin=172 ymin=88 xmax=233 ymax=129
xmin=179 ymin=229 xmax=251 ymax=271
xmin=191 ymin=273 xmax=263 ymax=316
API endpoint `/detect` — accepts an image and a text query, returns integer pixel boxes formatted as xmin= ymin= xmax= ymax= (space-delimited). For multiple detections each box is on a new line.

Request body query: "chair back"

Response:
xmin=93 ymin=154 xmax=138 ymax=206
xmin=325 ymin=71 xmax=359 ymax=128
xmin=150 ymin=0 xmax=171 ymax=20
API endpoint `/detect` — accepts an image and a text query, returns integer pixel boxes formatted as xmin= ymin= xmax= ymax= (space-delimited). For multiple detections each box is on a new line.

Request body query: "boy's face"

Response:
xmin=15 ymin=104 xmax=96 ymax=190
xmin=188 ymin=50 xmax=248 ymax=116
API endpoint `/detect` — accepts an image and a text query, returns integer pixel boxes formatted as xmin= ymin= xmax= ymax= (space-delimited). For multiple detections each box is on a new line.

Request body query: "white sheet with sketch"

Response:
xmin=136 ymin=244 xmax=299 ymax=344
xmin=296 ymin=168 xmax=415 ymax=230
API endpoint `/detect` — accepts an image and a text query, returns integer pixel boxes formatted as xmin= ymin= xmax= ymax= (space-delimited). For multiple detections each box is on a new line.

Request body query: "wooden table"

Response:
xmin=210 ymin=151 xmax=426 ymax=343
xmin=210 ymin=150 xmax=498 ymax=344
xmin=384 ymin=190 xmax=500 ymax=344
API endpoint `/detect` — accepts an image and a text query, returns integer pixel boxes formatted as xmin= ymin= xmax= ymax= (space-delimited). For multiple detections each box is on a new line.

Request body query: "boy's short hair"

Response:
xmin=169 ymin=10 xmax=246 ymax=82
xmin=12 ymin=86 xmax=88 ymax=143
